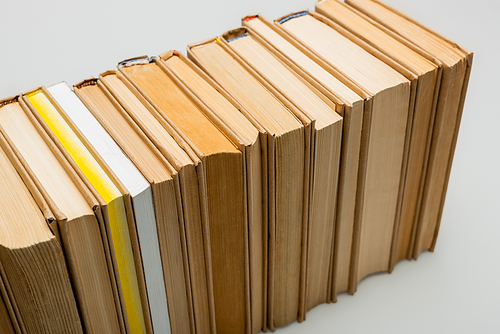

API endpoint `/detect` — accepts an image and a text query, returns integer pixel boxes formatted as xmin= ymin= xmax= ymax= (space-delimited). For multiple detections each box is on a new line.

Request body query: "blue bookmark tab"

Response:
xmin=277 ymin=10 xmax=309 ymax=24
xmin=226 ymin=33 xmax=248 ymax=43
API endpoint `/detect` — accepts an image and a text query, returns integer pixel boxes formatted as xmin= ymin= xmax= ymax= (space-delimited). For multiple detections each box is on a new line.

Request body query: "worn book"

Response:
xmin=23 ymin=87 xmax=148 ymax=334
xmin=315 ymin=0 xmax=442 ymax=272
xmin=117 ymin=58 xmax=216 ymax=334
xmin=345 ymin=0 xmax=473 ymax=259
xmin=158 ymin=50 xmax=267 ymax=334
xmin=187 ymin=37 xmax=313 ymax=329
xmin=118 ymin=56 xmax=251 ymax=334
xmin=98 ymin=69 xmax=209 ymax=334
xmin=220 ymin=27 xmax=343 ymax=317
xmin=0 ymin=96 xmax=123 ymax=334
xmin=242 ymin=15 xmax=365 ymax=301
xmin=274 ymin=10 xmax=410 ymax=294
xmin=74 ymin=75 xmax=195 ymax=334
xmin=0 ymin=125 xmax=83 ymax=334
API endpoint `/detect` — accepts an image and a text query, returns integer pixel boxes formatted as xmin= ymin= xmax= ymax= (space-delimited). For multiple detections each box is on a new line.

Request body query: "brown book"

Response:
xmin=187 ymin=37 xmax=312 ymax=329
xmin=315 ymin=0 xmax=441 ymax=271
xmin=158 ymin=51 xmax=267 ymax=334
xmin=74 ymin=76 xmax=194 ymax=334
xmin=274 ymin=10 xmax=410 ymax=294
xmin=111 ymin=61 xmax=215 ymax=334
xmin=0 ymin=96 xmax=123 ymax=334
xmin=118 ymin=57 xmax=250 ymax=334
xmin=344 ymin=0 xmax=473 ymax=259
xmin=219 ymin=27 xmax=343 ymax=317
xmin=0 ymin=119 xmax=83 ymax=334
xmin=97 ymin=69 xmax=206 ymax=334
xmin=100 ymin=68 xmax=219 ymax=334
xmin=242 ymin=15 xmax=365 ymax=301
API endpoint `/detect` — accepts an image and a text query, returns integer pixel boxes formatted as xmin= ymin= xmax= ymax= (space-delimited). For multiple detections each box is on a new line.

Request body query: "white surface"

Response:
xmin=1 ymin=0 xmax=498 ymax=333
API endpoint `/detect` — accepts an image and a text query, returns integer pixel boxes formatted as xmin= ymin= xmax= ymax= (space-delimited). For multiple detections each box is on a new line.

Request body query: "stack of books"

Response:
xmin=0 ymin=1 xmax=472 ymax=333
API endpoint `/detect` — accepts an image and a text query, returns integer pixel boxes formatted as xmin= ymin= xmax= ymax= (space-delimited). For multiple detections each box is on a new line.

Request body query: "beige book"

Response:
xmin=187 ymin=38 xmax=312 ymax=329
xmin=220 ymin=27 xmax=343 ymax=316
xmin=315 ymin=0 xmax=442 ymax=271
xmin=97 ymin=69 xmax=207 ymax=334
xmin=74 ymin=77 xmax=193 ymax=334
xmin=158 ymin=51 xmax=267 ymax=334
xmin=0 ymin=97 xmax=123 ymax=334
xmin=275 ymin=10 xmax=410 ymax=294
xmin=0 ymin=123 xmax=83 ymax=334
xmin=345 ymin=0 xmax=473 ymax=259
xmin=118 ymin=57 xmax=250 ymax=334
xmin=242 ymin=15 xmax=365 ymax=301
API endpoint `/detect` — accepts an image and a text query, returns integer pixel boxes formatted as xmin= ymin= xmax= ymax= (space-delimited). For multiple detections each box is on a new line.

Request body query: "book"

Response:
xmin=344 ymin=0 xmax=473 ymax=259
xmin=158 ymin=50 xmax=267 ymax=334
xmin=0 ymin=96 xmax=123 ymax=334
xmin=73 ymin=75 xmax=194 ymax=334
xmin=242 ymin=15 xmax=365 ymax=301
xmin=219 ymin=27 xmax=343 ymax=316
xmin=274 ymin=10 xmax=410 ymax=294
xmin=315 ymin=0 xmax=441 ymax=272
xmin=23 ymin=87 xmax=148 ymax=334
xmin=48 ymin=81 xmax=171 ymax=334
xmin=97 ymin=69 xmax=205 ymax=334
xmin=118 ymin=57 xmax=249 ymax=334
xmin=0 ymin=122 xmax=83 ymax=334
xmin=187 ymin=37 xmax=311 ymax=329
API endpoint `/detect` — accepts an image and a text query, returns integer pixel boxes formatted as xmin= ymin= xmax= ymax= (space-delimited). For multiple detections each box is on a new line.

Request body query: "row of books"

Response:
xmin=0 ymin=1 xmax=472 ymax=333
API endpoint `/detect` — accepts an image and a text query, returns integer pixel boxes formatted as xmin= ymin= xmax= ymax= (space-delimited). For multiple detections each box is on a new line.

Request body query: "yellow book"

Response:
xmin=24 ymin=88 xmax=147 ymax=334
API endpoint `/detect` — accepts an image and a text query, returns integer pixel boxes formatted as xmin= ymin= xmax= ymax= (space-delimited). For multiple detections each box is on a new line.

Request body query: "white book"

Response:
xmin=48 ymin=82 xmax=171 ymax=334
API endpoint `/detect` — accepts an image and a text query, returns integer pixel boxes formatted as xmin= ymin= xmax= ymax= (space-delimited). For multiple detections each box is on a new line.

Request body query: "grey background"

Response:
xmin=0 ymin=0 xmax=498 ymax=333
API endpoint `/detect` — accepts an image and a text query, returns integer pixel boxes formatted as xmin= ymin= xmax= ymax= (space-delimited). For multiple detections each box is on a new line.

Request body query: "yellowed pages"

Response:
xmin=0 ymin=98 xmax=123 ymax=334
xmin=187 ymin=39 xmax=308 ymax=329
xmin=119 ymin=58 xmax=247 ymax=334
xmin=99 ymin=71 xmax=202 ymax=334
xmin=345 ymin=0 xmax=473 ymax=259
xmin=242 ymin=16 xmax=365 ymax=299
xmin=275 ymin=11 xmax=410 ymax=293
xmin=0 ymin=133 xmax=83 ymax=334
xmin=315 ymin=0 xmax=441 ymax=272
xmin=75 ymin=79 xmax=192 ymax=334
xmin=222 ymin=29 xmax=343 ymax=314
